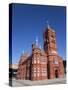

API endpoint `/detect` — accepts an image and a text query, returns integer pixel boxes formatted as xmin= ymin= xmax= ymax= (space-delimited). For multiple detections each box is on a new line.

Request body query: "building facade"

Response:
xmin=17 ymin=25 xmax=64 ymax=80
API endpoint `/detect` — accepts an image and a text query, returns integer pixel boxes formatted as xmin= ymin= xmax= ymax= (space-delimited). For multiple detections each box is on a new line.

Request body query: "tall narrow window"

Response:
xmin=37 ymin=72 xmax=40 ymax=77
xmin=34 ymin=73 xmax=36 ymax=77
xmin=34 ymin=67 xmax=36 ymax=72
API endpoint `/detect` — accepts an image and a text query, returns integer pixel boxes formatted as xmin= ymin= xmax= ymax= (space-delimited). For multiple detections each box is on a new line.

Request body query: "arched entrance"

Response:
xmin=54 ymin=69 xmax=58 ymax=78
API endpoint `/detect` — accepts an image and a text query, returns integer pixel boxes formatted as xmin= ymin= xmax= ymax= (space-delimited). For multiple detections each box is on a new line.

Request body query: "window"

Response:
xmin=34 ymin=60 xmax=36 ymax=63
xmin=37 ymin=57 xmax=40 ymax=63
xmin=37 ymin=60 xmax=40 ymax=63
xmin=34 ymin=73 xmax=36 ymax=77
xmin=34 ymin=67 xmax=36 ymax=72
xmin=37 ymin=72 xmax=40 ymax=77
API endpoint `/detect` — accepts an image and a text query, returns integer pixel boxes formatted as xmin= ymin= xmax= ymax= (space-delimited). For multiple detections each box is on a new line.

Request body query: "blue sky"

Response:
xmin=11 ymin=3 xmax=66 ymax=64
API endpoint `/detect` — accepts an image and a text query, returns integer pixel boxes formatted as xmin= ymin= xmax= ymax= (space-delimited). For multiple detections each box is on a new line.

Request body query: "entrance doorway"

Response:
xmin=55 ymin=69 xmax=58 ymax=78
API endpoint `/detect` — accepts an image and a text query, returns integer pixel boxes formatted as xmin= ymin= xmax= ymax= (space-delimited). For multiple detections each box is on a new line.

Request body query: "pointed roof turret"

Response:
xmin=32 ymin=36 xmax=42 ymax=49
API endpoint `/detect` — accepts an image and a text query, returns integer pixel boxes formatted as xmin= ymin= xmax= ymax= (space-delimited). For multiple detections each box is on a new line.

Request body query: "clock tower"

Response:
xmin=43 ymin=24 xmax=57 ymax=55
xmin=43 ymin=24 xmax=64 ymax=79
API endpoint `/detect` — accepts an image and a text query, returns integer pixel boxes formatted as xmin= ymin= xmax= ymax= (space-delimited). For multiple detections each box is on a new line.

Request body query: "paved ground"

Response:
xmin=11 ymin=77 xmax=66 ymax=87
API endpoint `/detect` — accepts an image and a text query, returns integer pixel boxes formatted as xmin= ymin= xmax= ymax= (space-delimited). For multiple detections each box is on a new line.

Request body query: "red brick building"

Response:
xmin=17 ymin=25 xmax=64 ymax=80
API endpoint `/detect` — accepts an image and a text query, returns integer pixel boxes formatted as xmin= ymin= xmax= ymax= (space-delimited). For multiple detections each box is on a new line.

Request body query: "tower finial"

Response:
xmin=46 ymin=21 xmax=50 ymax=29
xmin=36 ymin=36 xmax=38 ymax=46
xmin=22 ymin=50 xmax=24 ymax=54
xmin=39 ymin=44 xmax=41 ymax=49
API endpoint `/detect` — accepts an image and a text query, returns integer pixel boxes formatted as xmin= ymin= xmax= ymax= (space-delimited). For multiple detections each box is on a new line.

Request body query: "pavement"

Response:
xmin=11 ymin=77 xmax=66 ymax=87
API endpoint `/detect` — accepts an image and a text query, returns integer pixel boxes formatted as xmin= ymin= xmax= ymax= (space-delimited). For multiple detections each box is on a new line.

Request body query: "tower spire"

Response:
xmin=46 ymin=21 xmax=50 ymax=29
xmin=39 ymin=44 xmax=41 ymax=49
xmin=36 ymin=36 xmax=38 ymax=46
xmin=22 ymin=50 xmax=24 ymax=54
